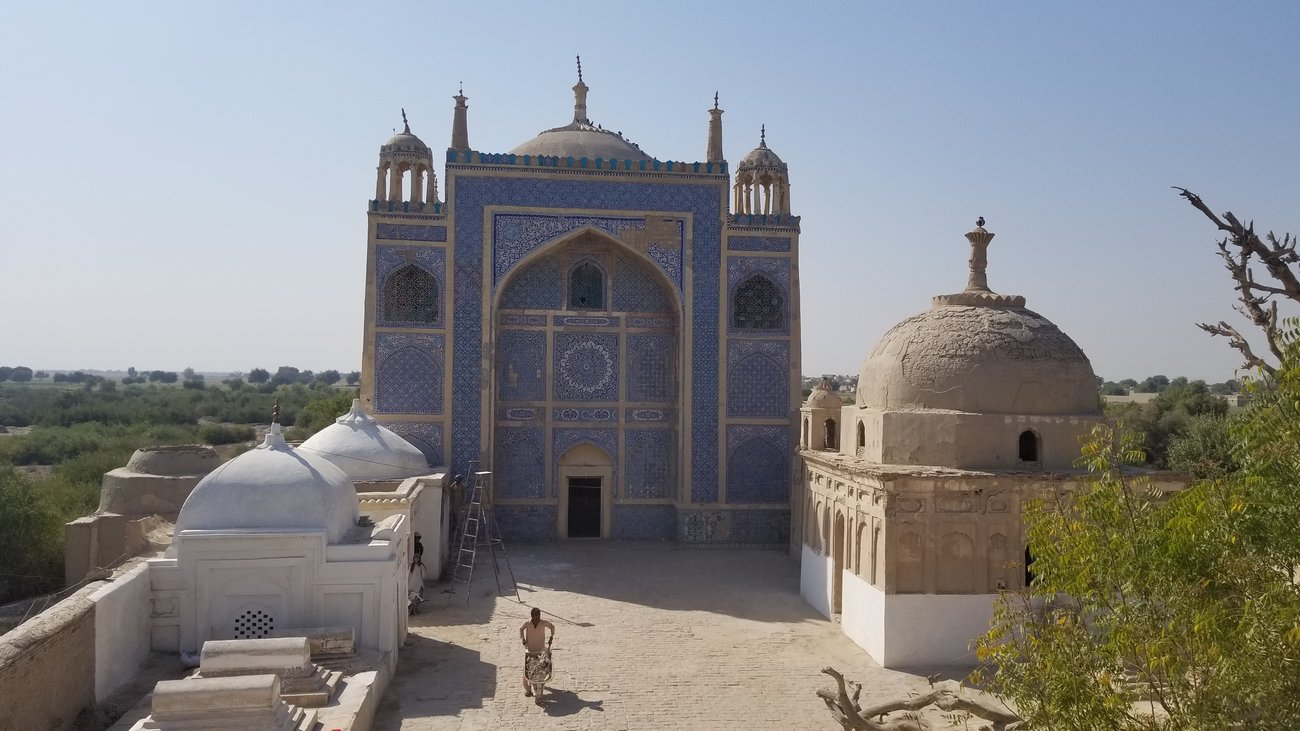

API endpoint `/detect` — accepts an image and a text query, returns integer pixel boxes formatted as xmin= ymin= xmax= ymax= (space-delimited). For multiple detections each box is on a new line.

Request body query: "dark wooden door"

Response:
xmin=567 ymin=477 xmax=602 ymax=538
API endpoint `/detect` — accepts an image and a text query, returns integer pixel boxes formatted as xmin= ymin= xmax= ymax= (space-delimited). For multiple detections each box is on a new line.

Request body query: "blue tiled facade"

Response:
xmin=364 ymin=132 xmax=798 ymax=544
xmin=374 ymin=332 xmax=443 ymax=415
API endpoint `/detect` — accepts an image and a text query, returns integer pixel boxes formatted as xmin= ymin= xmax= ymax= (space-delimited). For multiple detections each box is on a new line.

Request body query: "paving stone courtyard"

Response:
xmin=375 ymin=543 xmax=966 ymax=730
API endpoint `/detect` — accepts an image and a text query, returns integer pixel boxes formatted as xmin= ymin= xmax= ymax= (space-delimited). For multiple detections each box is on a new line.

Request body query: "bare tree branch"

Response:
xmin=1175 ymin=187 xmax=1298 ymax=374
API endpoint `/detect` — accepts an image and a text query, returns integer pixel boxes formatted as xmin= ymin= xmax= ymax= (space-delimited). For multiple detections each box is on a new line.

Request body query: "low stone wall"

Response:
xmin=0 ymin=581 xmax=101 ymax=731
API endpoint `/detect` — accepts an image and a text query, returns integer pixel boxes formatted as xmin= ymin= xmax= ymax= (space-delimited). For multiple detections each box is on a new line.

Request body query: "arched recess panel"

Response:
xmin=375 ymin=247 xmax=445 ymax=327
xmin=374 ymin=333 xmax=443 ymax=414
xmin=732 ymin=275 xmax=783 ymax=330
xmin=725 ymin=426 xmax=790 ymax=504
xmin=499 ymin=258 xmax=562 ymax=310
xmin=494 ymin=427 xmax=545 ymax=499
xmin=726 ymin=341 xmax=790 ymax=419
xmin=896 ymin=531 xmax=925 ymax=594
xmin=938 ymin=532 xmax=978 ymax=593
xmin=383 ymin=265 xmax=439 ymax=323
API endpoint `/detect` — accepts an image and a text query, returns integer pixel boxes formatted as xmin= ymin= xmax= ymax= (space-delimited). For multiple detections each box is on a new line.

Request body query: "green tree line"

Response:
xmin=0 ymin=382 xmax=356 ymax=602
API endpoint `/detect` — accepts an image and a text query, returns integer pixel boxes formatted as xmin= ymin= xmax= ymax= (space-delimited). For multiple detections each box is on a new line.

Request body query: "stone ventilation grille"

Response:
xmin=233 ymin=609 xmax=275 ymax=639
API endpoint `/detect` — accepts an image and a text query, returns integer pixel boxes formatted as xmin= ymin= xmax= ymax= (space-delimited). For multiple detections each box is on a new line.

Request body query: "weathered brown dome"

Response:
xmin=857 ymin=304 xmax=1100 ymax=415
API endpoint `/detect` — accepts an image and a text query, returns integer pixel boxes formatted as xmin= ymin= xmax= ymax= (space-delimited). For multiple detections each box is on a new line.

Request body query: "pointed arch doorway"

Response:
xmin=557 ymin=444 xmax=613 ymax=539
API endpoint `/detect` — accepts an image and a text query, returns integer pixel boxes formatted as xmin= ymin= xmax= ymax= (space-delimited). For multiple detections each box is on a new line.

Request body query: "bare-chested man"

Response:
xmin=519 ymin=607 xmax=555 ymax=697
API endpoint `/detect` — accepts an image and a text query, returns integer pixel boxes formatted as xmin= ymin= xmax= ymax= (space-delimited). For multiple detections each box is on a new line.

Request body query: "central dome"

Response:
xmin=857 ymin=304 xmax=1099 ymax=415
xmin=510 ymin=123 xmax=650 ymax=161
xmin=511 ymin=69 xmax=651 ymax=161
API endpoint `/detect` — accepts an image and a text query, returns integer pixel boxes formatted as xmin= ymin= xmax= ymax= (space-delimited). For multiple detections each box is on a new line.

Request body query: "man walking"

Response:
xmin=520 ymin=607 xmax=554 ymax=699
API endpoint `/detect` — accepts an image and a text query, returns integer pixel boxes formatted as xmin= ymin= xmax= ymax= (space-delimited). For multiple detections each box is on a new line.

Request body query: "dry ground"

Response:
xmin=375 ymin=542 xmax=976 ymax=731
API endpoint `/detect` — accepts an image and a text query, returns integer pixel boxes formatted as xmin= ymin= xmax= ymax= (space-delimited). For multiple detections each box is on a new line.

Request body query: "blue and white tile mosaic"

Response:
xmin=728 ymin=236 xmax=791 ymax=252
xmin=376 ymin=223 xmax=447 ymax=242
xmin=493 ymin=426 xmax=546 ymax=499
xmin=613 ymin=261 xmax=673 ymax=313
xmin=552 ymin=407 xmax=618 ymax=422
xmin=449 ymin=175 xmax=721 ymax=499
xmin=728 ymin=508 xmax=791 ymax=544
xmin=626 ymin=408 xmax=672 ymax=422
xmin=492 ymin=213 xmax=684 ymax=291
xmin=374 ymin=332 xmax=444 ymax=414
xmin=377 ymin=420 xmax=443 ymax=466
xmin=496 ymin=330 xmax=546 ymax=402
xmin=612 ymin=505 xmax=676 ymax=540
xmin=500 ymin=313 xmax=547 ymax=327
xmin=553 ymin=332 xmax=619 ymax=402
xmin=499 ymin=407 xmax=541 ymax=422
xmin=494 ymin=504 xmax=558 ymax=541
xmin=626 ymin=332 xmax=674 ymax=403
xmin=726 ymin=256 xmax=792 ymax=335
xmin=499 ymin=258 xmax=562 ymax=310
xmin=726 ymin=340 xmax=790 ymax=419
xmin=624 ymin=429 xmax=673 ymax=499
xmin=376 ymin=246 xmax=445 ymax=328
xmin=553 ymin=315 xmax=619 ymax=327
xmin=725 ymin=425 xmax=792 ymax=504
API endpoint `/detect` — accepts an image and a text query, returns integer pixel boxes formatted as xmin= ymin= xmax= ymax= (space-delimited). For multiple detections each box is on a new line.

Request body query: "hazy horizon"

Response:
xmin=2 ymin=2 xmax=1296 ymax=383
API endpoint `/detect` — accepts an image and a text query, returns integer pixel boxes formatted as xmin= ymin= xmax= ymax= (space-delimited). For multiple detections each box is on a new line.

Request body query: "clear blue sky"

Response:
xmin=1 ymin=1 xmax=1297 ymax=382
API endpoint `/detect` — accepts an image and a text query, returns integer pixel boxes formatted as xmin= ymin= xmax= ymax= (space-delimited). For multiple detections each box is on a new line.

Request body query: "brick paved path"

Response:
xmin=374 ymin=543 xmax=958 ymax=731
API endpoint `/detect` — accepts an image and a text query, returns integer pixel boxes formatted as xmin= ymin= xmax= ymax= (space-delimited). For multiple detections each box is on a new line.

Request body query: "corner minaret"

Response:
xmin=707 ymin=92 xmax=724 ymax=163
xmin=451 ymin=84 xmax=470 ymax=152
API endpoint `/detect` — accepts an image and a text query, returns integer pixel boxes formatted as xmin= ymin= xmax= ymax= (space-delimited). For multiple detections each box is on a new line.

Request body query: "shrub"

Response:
xmin=198 ymin=423 xmax=255 ymax=445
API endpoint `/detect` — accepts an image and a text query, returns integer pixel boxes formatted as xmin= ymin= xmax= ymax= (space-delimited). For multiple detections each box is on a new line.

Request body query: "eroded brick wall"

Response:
xmin=0 ymin=583 xmax=99 ymax=731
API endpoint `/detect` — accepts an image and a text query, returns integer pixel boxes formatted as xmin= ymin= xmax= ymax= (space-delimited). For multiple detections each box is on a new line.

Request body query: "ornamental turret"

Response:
xmin=734 ymin=125 xmax=791 ymax=215
xmin=376 ymin=109 xmax=437 ymax=205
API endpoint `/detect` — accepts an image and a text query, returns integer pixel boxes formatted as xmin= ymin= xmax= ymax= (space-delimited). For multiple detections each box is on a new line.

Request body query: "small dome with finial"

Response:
xmin=738 ymin=125 xmax=787 ymax=172
xmin=382 ymin=108 xmax=430 ymax=153
xmin=175 ymin=418 xmax=362 ymax=544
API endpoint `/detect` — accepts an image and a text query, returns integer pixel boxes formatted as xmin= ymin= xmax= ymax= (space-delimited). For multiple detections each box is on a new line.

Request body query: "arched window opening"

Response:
xmin=801 ymin=418 xmax=810 ymax=449
xmin=856 ymin=421 xmax=866 ymax=449
xmin=383 ymin=265 xmax=438 ymax=323
xmin=823 ymin=419 xmax=837 ymax=450
xmin=568 ymin=261 xmax=605 ymax=310
xmin=1018 ymin=430 xmax=1040 ymax=462
xmin=1024 ymin=545 xmax=1037 ymax=588
xmin=733 ymin=275 xmax=782 ymax=329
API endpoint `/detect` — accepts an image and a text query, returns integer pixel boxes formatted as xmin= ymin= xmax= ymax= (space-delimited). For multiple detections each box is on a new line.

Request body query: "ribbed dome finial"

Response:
xmin=964 ymin=217 xmax=995 ymax=292
xmin=572 ymin=55 xmax=590 ymax=124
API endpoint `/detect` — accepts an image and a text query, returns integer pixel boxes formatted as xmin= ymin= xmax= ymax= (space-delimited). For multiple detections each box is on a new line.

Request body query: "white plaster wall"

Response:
xmin=840 ymin=571 xmax=884 ymax=663
xmin=799 ymin=544 xmax=832 ymax=619
xmin=882 ymin=593 xmax=997 ymax=667
xmin=90 ymin=562 xmax=153 ymax=701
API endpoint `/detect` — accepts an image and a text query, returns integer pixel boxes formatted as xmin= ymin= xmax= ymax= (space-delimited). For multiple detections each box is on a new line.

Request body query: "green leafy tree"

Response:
xmin=248 ymin=367 xmax=270 ymax=384
xmin=1166 ymin=413 xmax=1237 ymax=479
xmin=0 ymin=367 xmax=12 ymax=381
xmin=975 ymin=363 xmax=1300 ymax=727
xmin=316 ymin=370 xmax=341 ymax=386
xmin=0 ymin=469 xmax=67 ymax=601
xmin=345 ymin=371 xmax=361 ymax=386
xmin=270 ymin=366 xmax=300 ymax=386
